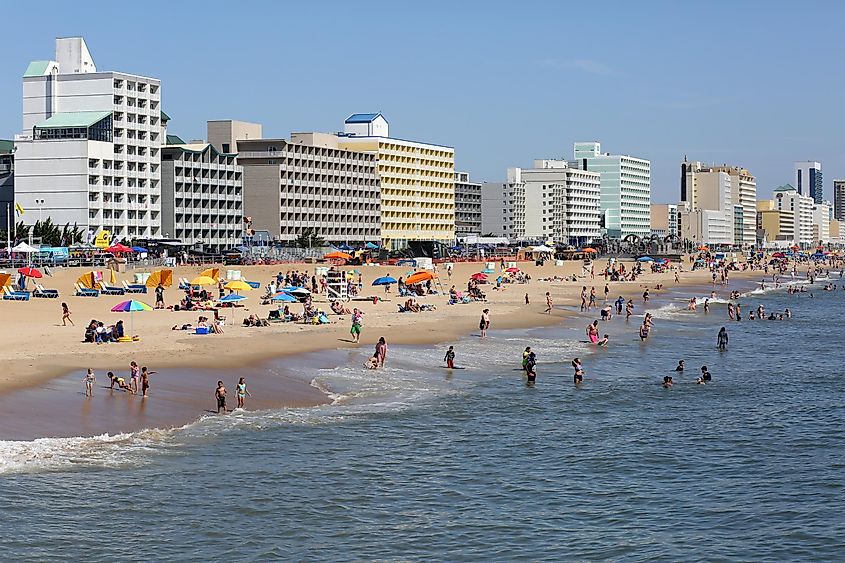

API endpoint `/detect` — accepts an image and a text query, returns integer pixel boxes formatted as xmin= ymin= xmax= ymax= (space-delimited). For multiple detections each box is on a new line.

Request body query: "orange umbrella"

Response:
xmin=405 ymin=271 xmax=436 ymax=285
xmin=697 ymin=246 xmax=709 ymax=251
xmin=581 ymin=248 xmax=598 ymax=253
xmin=325 ymin=251 xmax=352 ymax=260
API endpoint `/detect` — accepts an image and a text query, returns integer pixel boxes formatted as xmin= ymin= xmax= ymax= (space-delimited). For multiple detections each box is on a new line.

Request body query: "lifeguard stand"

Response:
xmin=326 ymin=270 xmax=348 ymax=302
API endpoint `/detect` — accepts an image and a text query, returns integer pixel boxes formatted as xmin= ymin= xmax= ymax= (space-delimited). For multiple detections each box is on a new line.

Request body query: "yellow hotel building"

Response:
xmin=337 ymin=114 xmax=455 ymax=250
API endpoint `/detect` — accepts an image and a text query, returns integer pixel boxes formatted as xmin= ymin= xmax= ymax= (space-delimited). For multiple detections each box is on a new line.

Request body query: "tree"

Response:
xmin=0 ymin=220 xmax=83 ymax=247
xmin=294 ymin=228 xmax=325 ymax=248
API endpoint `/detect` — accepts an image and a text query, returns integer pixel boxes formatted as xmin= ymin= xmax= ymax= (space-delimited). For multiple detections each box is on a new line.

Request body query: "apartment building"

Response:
xmin=14 ymin=37 xmax=163 ymax=242
xmin=454 ymin=171 xmax=482 ymax=237
xmin=160 ymin=142 xmax=243 ymax=252
xmin=650 ymin=203 xmax=679 ymax=238
xmin=774 ymin=185 xmax=814 ymax=246
xmin=0 ymin=140 xmax=13 ymax=231
xmin=833 ymin=179 xmax=845 ymax=221
xmin=571 ymin=142 xmax=650 ymax=238
xmin=230 ymin=127 xmax=380 ymax=245
xmin=812 ymin=202 xmax=831 ymax=244
xmin=795 ymin=161 xmax=823 ymax=204
xmin=756 ymin=199 xmax=794 ymax=246
xmin=337 ymin=114 xmax=455 ymax=249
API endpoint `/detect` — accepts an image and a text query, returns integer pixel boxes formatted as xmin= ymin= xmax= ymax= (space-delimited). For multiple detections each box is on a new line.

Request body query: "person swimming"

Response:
xmin=662 ymin=375 xmax=673 ymax=388
xmin=596 ymin=334 xmax=609 ymax=347
xmin=700 ymin=366 xmax=712 ymax=382
xmin=674 ymin=360 xmax=685 ymax=372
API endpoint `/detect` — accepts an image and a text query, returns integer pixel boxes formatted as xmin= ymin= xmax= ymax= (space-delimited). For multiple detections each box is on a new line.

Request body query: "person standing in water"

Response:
xmin=626 ymin=299 xmax=634 ymax=320
xmin=639 ymin=320 xmax=650 ymax=341
xmin=717 ymin=327 xmax=728 ymax=350
xmin=235 ymin=377 xmax=251 ymax=409
xmin=215 ymin=380 xmax=227 ymax=413
xmin=444 ymin=345 xmax=456 ymax=369
xmin=525 ymin=352 xmax=537 ymax=385
xmin=61 ymin=302 xmax=74 ymax=326
xmin=479 ymin=309 xmax=490 ymax=338
xmin=83 ymin=368 xmax=95 ymax=397
xmin=586 ymin=320 xmax=600 ymax=344
xmin=140 ymin=366 xmax=156 ymax=398
xmin=375 ymin=337 xmax=388 ymax=367
xmin=544 ymin=292 xmax=553 ymax=314
xmin=572 ymin=358 xmax=584 ymax=384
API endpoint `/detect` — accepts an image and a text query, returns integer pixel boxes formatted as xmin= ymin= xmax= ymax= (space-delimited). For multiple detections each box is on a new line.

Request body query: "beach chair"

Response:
xmin=97 ymin=282 xmax=125 ymax=296
xmin=244 ymin=280 xmax=261 ymax=289
xmin=33 ymin=283 xmax=59 ymax=298
xmin=122 ymin=281 xmax=147 ymax=294
xmin=74 ymin=283 xmax=100 ymax=297
xmin=3 ymin=286 xmax=30 ymax=301
xmin=178 ymin=277 xmax=190 ymax=290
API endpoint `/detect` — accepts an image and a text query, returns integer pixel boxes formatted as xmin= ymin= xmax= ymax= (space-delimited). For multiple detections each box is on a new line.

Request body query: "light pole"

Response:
xmin=35 ymin=198 xmax=45 ymax=224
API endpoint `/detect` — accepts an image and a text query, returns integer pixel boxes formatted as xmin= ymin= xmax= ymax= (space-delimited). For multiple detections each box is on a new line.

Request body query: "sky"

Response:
xmin=1 ymin=0 xmax=844 ymax=203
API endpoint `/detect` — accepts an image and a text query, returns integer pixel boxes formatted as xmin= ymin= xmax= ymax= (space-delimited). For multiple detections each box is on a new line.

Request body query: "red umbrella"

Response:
xmin=106 ymin=243 xmax=133 ymax=254
xmin=505 ymin=267 xmax=520 ymax=273
xmin=17 ymin=266 xmax=42 ymax=278
xmin=471 ymin=272 xmax=488 ymax=280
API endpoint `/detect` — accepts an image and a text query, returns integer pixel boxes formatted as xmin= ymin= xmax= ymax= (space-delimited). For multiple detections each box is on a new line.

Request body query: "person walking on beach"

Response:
xmin=717 ymin=327 xmax=728 ymax=351
xmin=83 ymin=368 xmax=95 ymax=397
xmin=216 ymin=380 xmax=227 ymax=413
xmin=444 ymin=345 xmax=456 ymax=369
xmin=129 ymin=361 xmax=140 ymax=394
xmin=235 ymin=377 xmax=251 ymax=409
xmin=479 ymin=309 xmax=490 ymax=338
xmin=375 ymin=337 xmax=388 ymax=367
xmin=61 ymin=302 xmax=74 ymax=326
xmin=350 ymin=308 xmax=363 ymax=343
xmin=544 ymin=292 xmax=553 ymax=314
xmin=155 ymin=284 xmax=165 ymax=309
xmin=140 ymin=366 xmax=155 ymax=398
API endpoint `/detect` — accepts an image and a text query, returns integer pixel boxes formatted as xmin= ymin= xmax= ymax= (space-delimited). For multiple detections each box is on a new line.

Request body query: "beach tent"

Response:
xmin=145 ymin=269 xmax=173 ymax=288
xmin=12 ymin=242 xmax=39 ymax=253
xmin=106 ymin=243 xmax=133 ymax=254
xmin=531 ymin=245 xmax=553 ymax=253
xmin=76 ymin=272 xmax=96 ymax=289
xmin=200 ymin=267 xmax=221 ymax=281
xmin=0 ymin=273 xmax=11 ymax=287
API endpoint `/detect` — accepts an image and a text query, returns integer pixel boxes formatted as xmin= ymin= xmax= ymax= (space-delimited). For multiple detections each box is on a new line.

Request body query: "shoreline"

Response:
xmin=0 ymin=259 xmax=766 ymax=440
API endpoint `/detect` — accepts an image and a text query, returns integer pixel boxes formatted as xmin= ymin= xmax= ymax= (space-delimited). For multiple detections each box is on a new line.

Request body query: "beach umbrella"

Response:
xmin=637 ymin=256 xmax=654 ymax=262
xmin=190 ymin=275 xmax=216 ymax=286
xmin=11 ymin=242 xmax=39 ymax=253
xmin=697 ymin=246 xmax=709 ymax=251
xmin=372 ymin=276 xmax=397 ymax=286
xmin=131 ymin=246 xmax=148 ymax=253
xmin=581 ymin=248 xmax=598 ymax=253
xmin=505 ymin=267 xmax=520 ymax=273
xmin=219 ymin=293 xmax=247 ymax=304
xmin=224 ymin=280 xmax=253 ymax=293
xmin=17 ymin=266 xmax=42 ymax=278
xmin=271 ymin=292 xmax=297 ymax=302
xmin=110 ymin=299 xmax=153 ymax=333
xmin=324 ymin=251 xmax=352 ymax=260
xmin=405 ymin=271 xmax=436 ymax=285
xmin=471 ymin=272 xmax=488 ymax=280
xmin=106 ymin=243 xmax=133 ymax=254
xmin=365 ymin=242 xmax=379 ymax=249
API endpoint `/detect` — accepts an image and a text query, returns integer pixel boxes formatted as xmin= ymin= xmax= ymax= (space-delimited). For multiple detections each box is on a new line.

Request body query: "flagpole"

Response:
xmin=5 ymin=203 xmax=10 ymax=251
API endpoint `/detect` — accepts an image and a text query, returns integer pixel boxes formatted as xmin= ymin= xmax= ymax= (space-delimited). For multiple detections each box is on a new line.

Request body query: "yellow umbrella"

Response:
xmin=224 ymin=280 xmax=253 ymax=292
xmin=190 ymin=275 xmax=217 ymax=286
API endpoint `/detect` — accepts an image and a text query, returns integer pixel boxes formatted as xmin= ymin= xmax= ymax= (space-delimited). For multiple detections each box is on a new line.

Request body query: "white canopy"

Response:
xmin=531 ymin=245 xmax=554 ymax=253
xmin=11 ymin=242 xmax=39 ymax=253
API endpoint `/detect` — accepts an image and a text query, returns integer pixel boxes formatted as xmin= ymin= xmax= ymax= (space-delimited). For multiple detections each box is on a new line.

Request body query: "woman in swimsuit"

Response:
xmin=572 ymin=358 xmax=584 ymax=384
xmin=479 ymin=309 xmax=490 ymax=338
xmin=83 ymin=368 xmax=95 ymax=397
xmin=586 ymin=320 xmax=599 ymax=344
xmin=236 ymin=377 xmax=251 ymax=409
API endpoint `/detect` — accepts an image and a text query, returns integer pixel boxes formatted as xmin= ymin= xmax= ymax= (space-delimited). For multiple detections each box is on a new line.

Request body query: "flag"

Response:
xmin=14 ymin=203 xmax=24 ymax=216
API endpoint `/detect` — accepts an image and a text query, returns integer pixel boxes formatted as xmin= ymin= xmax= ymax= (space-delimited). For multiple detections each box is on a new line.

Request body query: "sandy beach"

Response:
xmin=0 ymin=256 xmax=759 ymax=438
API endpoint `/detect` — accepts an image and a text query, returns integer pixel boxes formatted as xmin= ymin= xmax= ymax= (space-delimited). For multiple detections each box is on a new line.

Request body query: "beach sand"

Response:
xmin=0 ymin=256 xmax=755 ymax=438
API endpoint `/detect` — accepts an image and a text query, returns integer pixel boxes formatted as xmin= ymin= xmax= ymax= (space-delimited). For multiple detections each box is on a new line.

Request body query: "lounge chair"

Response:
xmin=122 ymin=281 xmax=147 ymax=294
xmin=178 ymin=277 xmax=190 ymax=290
xmin=33 ymin=284 xmax=59 ymax=298
xmin=3 ymin=286 xmax=30 ymax=301
xmin=244 ymin=280 xmax=261 ymax=289
xmin=97 ymin=282 xmax=125 ymax=296
xmin=74 ymin=283 xmax=100 ymax=297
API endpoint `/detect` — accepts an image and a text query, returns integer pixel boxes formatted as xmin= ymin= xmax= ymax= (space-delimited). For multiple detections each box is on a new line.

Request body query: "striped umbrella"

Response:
xmin=110 ymin=300 xmax=153 ymax=333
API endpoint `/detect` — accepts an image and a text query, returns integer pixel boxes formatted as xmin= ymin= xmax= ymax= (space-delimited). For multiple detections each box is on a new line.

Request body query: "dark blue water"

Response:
xmin=2 ymin=279 xmax=844 ymax=561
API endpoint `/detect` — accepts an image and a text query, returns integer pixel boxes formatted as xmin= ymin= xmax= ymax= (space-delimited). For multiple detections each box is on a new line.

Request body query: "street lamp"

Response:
xmin=35 ymin=199 xmax=45 ymax=224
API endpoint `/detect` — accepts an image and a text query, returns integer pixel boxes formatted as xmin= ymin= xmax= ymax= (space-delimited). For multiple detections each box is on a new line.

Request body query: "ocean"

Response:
xmin=1 ymin=276 xmax=844 ymax=561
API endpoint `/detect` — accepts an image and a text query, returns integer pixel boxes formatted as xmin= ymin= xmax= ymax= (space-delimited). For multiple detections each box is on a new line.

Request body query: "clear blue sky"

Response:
xmin=1 ymin=0 xmax=843 ymax=203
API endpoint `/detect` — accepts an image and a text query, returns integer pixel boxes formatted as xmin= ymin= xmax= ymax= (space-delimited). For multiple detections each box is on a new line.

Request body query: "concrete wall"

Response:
xmin=242 ymin=164 xmax=282 ymax=238
xmin=207 ymin=120 xmax=263 ymax=154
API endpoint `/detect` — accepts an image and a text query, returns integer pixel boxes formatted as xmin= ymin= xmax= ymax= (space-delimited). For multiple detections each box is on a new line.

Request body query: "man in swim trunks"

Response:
xmin=216 ymin=380 xmax=227 ymax=413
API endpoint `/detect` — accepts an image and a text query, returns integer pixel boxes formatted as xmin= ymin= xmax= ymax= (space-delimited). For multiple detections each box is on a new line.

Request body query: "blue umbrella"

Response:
xmin=372 ymin=276 xmax=397 ymax=286
xmin=219 ymin=293 xmax=247 ymax=304
xmin=637 ymin=256 xmax=654 ymax=262
xmin=365 ymin=242 xmax=379 ymax=249
xmin=271 ymin=292 xmax=297 ymax=302
xmin=132 ymin=246 xmax=148 ymax=253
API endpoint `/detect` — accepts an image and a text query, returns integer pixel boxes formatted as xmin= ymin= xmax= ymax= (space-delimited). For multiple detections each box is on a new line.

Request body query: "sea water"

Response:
xmin=1 ymin=278 xmax=844 ymax=561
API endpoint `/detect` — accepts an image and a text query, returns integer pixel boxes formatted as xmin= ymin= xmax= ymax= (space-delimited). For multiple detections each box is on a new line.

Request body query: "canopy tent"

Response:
xmin=131 ymin=246 xmax=148 ymax=253
xmin=200 ymin=267 xmax=221 ymax=281
xmin=531 ymin=245 xmax=553 ymax=253
xmin=145 ymin=269 xmax=173 ymax=288
xmin=11 ymin=242 xmax=39 ymax=253
xmin=365 ymin=242 xmax=379 ymax=249
xmin=106 ymin=243 xmax=133 ymax=254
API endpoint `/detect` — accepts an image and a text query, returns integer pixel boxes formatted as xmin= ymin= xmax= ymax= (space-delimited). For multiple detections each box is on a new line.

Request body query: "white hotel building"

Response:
xmin=14 ymin=37 xmax=163 ymax=242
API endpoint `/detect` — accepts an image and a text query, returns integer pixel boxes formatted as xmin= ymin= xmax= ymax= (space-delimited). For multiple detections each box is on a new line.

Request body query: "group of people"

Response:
xmin=84 ymin=318 xmax=126 ymax=343
xmin=214 ymin=378 xmax=252 ymax=413
xmin=83 ymin=361 xmax=155 ymax=398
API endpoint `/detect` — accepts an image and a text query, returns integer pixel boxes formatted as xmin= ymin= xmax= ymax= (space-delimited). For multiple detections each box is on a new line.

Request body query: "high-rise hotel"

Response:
xmin=14 ymin=37 xmax=164 ymax=242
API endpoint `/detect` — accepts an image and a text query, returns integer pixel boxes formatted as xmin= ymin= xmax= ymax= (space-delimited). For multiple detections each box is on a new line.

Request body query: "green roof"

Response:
xmin=166 ymin=134 xmax=185 ymax=145
xmin=161 ymin=110 xmax=171 ymax=121
xmin=24 ymin=60 xmax=52 ymax=77
xmin=773 ymin=184 xmax=796 ymax=192
xmin=35 ymin=111 xmax=112 ymax=129
xmin=0 ymin=140 xmax=13 ymax=154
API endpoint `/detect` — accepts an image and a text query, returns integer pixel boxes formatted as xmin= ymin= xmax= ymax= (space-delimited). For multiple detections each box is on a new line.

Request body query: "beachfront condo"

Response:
xmin=455 ymin=172 xmax=482 ymax=238
xmin=570 ymin=142 xmax=651 ymax=240
xmin=794 ymin=161 xmax=823 ymax=204
xmin=774 ymin=185 xmax=815 ymax=247
xmin=159 ymin=141 xmax=244 ymax=252
xmin=481 ymin=168 xmax=526 ymax=241
xmin=337 ymin=114 xmax=455 ymax=250
xmin=14 ymin=37 xmax=164 ymax=242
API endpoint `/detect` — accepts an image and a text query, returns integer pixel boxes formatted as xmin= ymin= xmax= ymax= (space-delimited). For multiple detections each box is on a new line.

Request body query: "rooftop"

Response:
xmin=345 ymin=113 xmax=384 ymax=124
xmin=0 ymin=140 xmax=13 ymax=154
xmin=34 ymin=111 xmax=112 ymax=129
xmin=23 ymin=60 xmax=53 ymax=78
